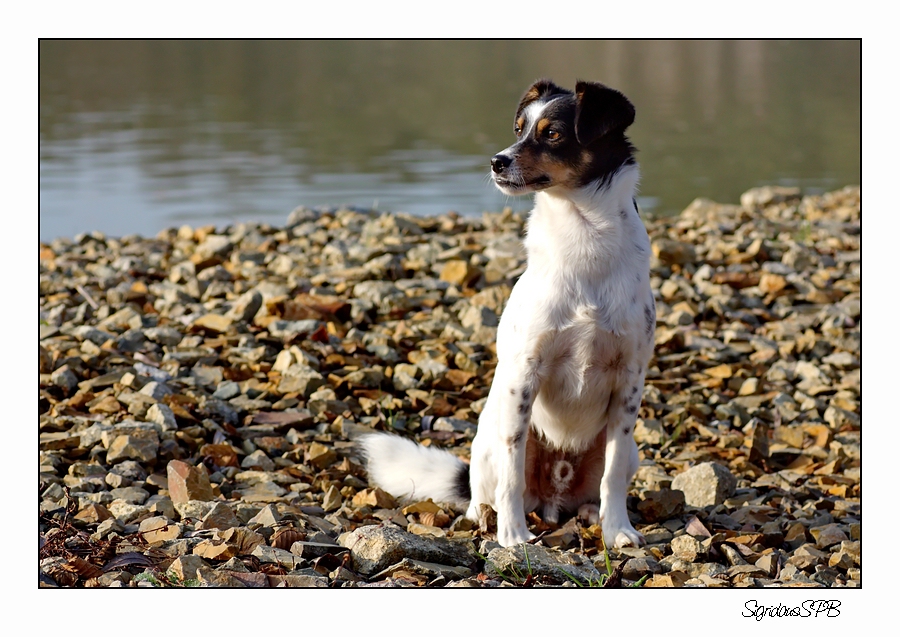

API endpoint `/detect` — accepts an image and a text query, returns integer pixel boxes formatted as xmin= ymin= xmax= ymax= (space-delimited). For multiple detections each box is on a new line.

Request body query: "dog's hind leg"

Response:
xmin=464 ymin=428 xmax=496 ymax=523
xmin=578 ymin=502 xmax=600 ymax=526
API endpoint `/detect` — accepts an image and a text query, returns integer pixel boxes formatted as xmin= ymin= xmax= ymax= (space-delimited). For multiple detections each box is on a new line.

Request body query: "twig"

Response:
xmin=74 ymin=284 xmax=99 ymax=310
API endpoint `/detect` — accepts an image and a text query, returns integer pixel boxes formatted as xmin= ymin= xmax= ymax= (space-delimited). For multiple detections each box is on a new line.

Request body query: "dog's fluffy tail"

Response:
xmin=359 ymin=433 xmax=471 ymax=509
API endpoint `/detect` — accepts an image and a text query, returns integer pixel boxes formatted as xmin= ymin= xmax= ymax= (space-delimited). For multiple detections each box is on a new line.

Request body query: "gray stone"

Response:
xmin=227 ymin=289 xmax=263 ymax=323
xmin=670 ymin=534 xmax=706 ymax=562
xmin=338 ymin=524 xmax=477 ymax=577
xmin=251 ymin=545 xmax=304 ymax=570
xmin=247 ymin=504 xmax=282 ymax=527
xmin=373 ymin=558 xmax=474 ymax=581
xmin=485 ymin=543 xmax=602 ymax=585
xmin=621 ymin=556 xmax=663 ymax=581
xmin=199 ymin=502 xmax=241 ymax=530
xmin=139 ymin=381 xmax=172 ymax=400
xmin=109 ymin=486 xmax=149 ymax=504
xmin=212 ymin=380 xmax=241 ymax=400
xmin=50 ymin=366 xmax=79 ymax=393
xmin=174 ymin=499 xmax=216 ymax=521
xmin=106 ymin=432 xmax=159 ymax=464
xmin=432 ymin=417 xmax=476 ymax=433
xmin=241 ymin=450 xmax=275 ymax=472
xmin=146 ymin=403 xmax=177 ymax=430
xmin=670 ymin=462 xmax=737 ymax=507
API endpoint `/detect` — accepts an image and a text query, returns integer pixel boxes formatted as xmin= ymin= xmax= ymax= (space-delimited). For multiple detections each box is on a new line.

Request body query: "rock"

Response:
xmin=459 ymin=305 xmax=498 ymax=329
xmin=373 ymin=558 xmax=474 ymax=582
xmin=191 ymin=314 xmax=233 ymax=334
xmin=50 ymin=366 xmax=79 ymax=393
xmin=439 ymin=260 xmax=476 ymax=286
xmin=652 ymin=239 xmax=696 ymax=266
xmin=337 ymin=524 xmax=476 ymax=576
xmin=146 ymin=403 xmax=177 ymax=430
xmin=248 ymin=504 xmax=282 ymax=527
xmin=432 ymin=417 xmax=476 ymax=433
xmin=634 ymin=419 xmax=664 ymax=445
xmin=306 ymin=442 xmax=337 ymax=469
xmin=251 ymin=545 xmax=304 ymax=569
xmin=621 ymin=556 xmax=663 ymax=581
xmin=109 ymin=486 xmax=149 ymax=504
xmin=485 ymin=543 xmax=602 ymax=585
xmin=166 ymin=555 xmax=207 ymax=582
xmin=276 ymin=368 xmax=325 ymax=397
xmin=227 ymin=289 xmax=263 ymax=323
xmin=740 ymin=185 xmax=801 ymax=208
xmin=322 ymin=485 xmax=343 ymax=512
xmin=166 ymin=460 xmax=215 ymax=503
xmin=196 ymin=567 xmax=246 ymax=587
xmin=241 ymin=450 xmax=275 ymax=472
xmin=139 ymin=516 xmax=182 ymax=544
xmin=106 ymin=432 xmax=159 ymax=464
xmin=810 ymin=523 xmax=849 ymax=549
xmin=670 ymin=462 xmax=737 ymax=507
xmin=74 ymin=503 xmax=112 ymax=524
xmin=637 ymin=489 xmax=685 ymax=522
xmin=199 ymin=502 xmax=241 ymax=530
xmin=670 ymin=535 xmax=706 ymax=562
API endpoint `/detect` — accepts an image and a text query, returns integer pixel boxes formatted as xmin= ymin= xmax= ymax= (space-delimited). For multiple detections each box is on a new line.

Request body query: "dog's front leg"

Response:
xmin=493 ymin=360 xmax=540 ymax=547
xmin=599 ymin=387 xmax=646 ymax=548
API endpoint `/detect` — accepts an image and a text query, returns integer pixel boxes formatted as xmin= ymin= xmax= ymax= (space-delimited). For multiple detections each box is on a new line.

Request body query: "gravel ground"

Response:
xmin=39 ymin=184 xmax=860 ymax=588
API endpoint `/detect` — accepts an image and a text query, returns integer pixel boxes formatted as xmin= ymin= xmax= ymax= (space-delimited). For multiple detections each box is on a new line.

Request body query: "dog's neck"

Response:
xmin=524 ymin=164 xmax=643 ymax=279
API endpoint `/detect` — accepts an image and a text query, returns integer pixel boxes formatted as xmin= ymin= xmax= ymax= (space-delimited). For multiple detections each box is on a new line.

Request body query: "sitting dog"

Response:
xmin=362 ymin=79 xmax=653 ymax=548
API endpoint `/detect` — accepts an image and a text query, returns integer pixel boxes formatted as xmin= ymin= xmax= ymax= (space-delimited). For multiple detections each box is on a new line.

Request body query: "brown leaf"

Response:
xmin=199 ymin=443 xmax=240 ymax=468
xmin=271 ymin=528 xmax=305 ymax=550
xmin=351 ymin=488 xmax=398 ymax=509
xmin=102 ymin=552 xmax=153 ymax=572
xmin=62 ymin=556 xmax=104 ymax=579
xmin=401 ymin=500 xmax=442 ymax=515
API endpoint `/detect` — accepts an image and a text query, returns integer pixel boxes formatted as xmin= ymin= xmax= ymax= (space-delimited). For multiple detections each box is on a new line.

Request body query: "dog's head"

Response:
xmin=490 ymin=79 xmax=636 ymax=195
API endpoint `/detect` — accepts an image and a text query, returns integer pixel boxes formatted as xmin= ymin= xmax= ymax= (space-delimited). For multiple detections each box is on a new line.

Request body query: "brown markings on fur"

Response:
xmin=524 ymin=428 xmax=607 ymax=508
xmin=516 ymin=116 xmax=525 ymax=133
xmin=536 ymin=118 xmax=551 ymax=136
xmin=538 ymin=156 xmax=579 ymax=188
xmin=603 ymin=349 xmax=625 ymax=372
xmin=507 ymin=431 xmax=524 ymax=447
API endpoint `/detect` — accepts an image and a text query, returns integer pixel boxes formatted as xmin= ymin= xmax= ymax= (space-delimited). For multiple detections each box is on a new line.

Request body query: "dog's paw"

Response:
xmin=577 ymin=503 xmax=601 ymax=525
xmin=603 ymin=520 xmax=645 ymax=548
xmin=497 ymin=519 xmax=536 ymax=547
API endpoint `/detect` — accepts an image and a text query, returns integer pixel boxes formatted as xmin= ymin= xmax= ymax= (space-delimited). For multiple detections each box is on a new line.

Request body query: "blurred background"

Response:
xmin=39 ymin=40 xmax=860 ymax=242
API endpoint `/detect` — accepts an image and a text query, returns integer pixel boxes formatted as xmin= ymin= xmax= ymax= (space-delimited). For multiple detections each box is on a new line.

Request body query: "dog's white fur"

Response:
xmin=363 ymin=86 xmax=654 ymax=548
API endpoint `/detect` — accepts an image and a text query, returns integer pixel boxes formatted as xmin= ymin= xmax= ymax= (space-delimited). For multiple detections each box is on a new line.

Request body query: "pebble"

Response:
xmin=670 ymin=462 xmax=737 ymax=507
xmin=166 ymin=461 xmax=215 ymax=503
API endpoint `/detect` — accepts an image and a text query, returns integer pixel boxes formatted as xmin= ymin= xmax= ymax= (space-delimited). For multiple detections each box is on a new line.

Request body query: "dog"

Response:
xmin=361 ymin=79 xmax=653 ymax=548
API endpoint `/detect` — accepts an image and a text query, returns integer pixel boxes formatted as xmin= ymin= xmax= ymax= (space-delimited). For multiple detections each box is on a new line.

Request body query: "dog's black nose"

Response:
xmin=491 ymin=154 xmax=512 ymax=174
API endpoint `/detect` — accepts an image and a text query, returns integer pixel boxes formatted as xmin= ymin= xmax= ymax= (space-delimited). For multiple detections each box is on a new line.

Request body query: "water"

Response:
xmin=39 ymin=40 xmax=860 ymax=241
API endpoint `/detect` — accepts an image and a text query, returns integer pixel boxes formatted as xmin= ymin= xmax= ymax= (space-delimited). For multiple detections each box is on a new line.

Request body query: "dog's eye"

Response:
xmin=546 ymin=129 xmax=560 ymax=140
xmin=514 ymin=125 xmax=522 ymax=137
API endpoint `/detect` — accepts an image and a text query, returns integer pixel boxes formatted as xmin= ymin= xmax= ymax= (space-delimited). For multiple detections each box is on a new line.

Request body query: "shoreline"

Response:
xmin=39 ymin=184 xmax=861 ymax=588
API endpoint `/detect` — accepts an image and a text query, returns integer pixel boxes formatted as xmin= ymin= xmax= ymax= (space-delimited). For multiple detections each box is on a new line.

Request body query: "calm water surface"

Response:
xmin=39 ymin=40 xmax=860 ymax=241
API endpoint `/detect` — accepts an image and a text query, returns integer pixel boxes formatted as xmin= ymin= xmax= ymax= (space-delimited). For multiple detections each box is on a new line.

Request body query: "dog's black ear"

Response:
xmin=515 ymin=79 xmax=570 ymax=121
xmin=574 ymin=81 xmax=635 ymax=146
